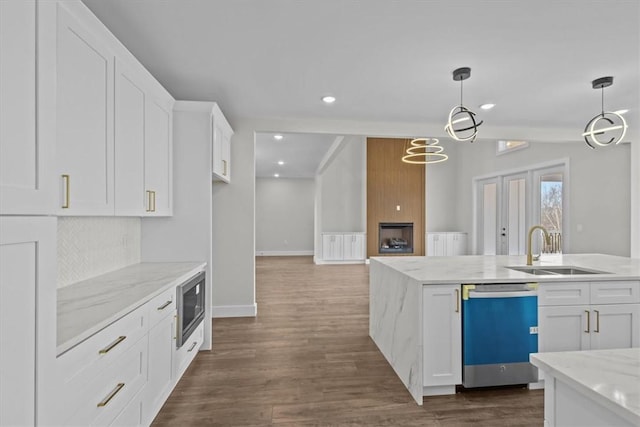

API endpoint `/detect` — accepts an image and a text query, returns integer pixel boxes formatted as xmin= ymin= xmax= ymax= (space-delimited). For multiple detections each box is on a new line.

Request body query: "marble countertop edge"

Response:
xmin=57 ymin=262 xmax=206 ymax=356
xmin=530 ymin=349 xmax=640 ymax=425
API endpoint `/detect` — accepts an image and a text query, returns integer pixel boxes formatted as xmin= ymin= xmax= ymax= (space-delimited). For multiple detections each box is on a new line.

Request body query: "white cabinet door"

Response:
xmin=144 ymin=98 xmax=173 ymax=216
xmin=343 ymin=234 xmax=365 ymax=261
xmin=447 ymin=233 xmax=467 ymax=256
xmin=0 ymin=1 xmax=55 ymax=215
xmin=56 ymin=3 xmax=114 ymax=215
xmin=589 ymin=304 xmax=640 ymax=350
xmin=322 ymin=234 xmax=344 ymax=261
xmin=211 ymin=106 xmax=233 ymax=183
xmin=0 ymin=217 xmax=56 ymax=426
xmin=143 ymin=313 xmax=174 ymax=425
xmin=426 ymin=233 xmax=446 ymax=256
xmin=538 ymin=305 xmax=591 ymax=353
xmin=114 ymin=60 xmax=145 ymax=215
xmin=422 ymin=285 xmax=461 ymax=386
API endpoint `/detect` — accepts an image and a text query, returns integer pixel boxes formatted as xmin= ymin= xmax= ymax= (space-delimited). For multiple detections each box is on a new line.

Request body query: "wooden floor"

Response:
xmin=153 ymin=256 xmax=543 ymax=426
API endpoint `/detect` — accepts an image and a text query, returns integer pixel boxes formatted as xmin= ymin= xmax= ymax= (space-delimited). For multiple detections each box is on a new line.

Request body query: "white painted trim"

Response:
xmin=632 ymin=140 xmax=639 ymax=258
xmin=315 ymin=259 xmax=366 ymax=265
xmin=174 ymin=100 xmax=217 ymax=112
xmin=316 ymin=136 xmax=345 ymax=175
xmin=255 ymin=250 xmax=314 ymax=256
xmin=212 ymin=304 xmax=257 ymax=318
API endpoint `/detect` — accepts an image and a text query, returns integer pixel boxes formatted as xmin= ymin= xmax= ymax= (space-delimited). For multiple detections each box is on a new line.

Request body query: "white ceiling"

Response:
xmin=255 ymin=132 xmax=337 ymax=178
xmin=82 ymin=0 xmax=640 ymax=176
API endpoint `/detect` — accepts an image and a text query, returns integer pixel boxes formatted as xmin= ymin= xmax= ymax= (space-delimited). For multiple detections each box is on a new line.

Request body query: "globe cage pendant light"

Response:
xmin=401 ymin=138 xmax=448 ymax=164
xmin=444 ymin=67 xmax=483 ymax=142
xmin=582 ymin=76 xmax=628 ymax=149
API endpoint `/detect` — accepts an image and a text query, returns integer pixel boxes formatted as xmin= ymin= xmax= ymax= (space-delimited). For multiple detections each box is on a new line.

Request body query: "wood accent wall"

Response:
xmin=367 ymin=138 xmax=425 ymax=257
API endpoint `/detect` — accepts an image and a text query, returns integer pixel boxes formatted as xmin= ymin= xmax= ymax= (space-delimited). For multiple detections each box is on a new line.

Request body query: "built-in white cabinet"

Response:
xmin=144 ymin=98 xmax=173 ymax=215
xmin=0 ymin=0 xmax=56 ymax=215
xmin=539 ymin=281 xmax=640 ymax=353
xmin=422 ymin=285 xmax=462 ymax=393
xmin=56 ymin=1 xmax=114 ymax=215
xmin=321 ymin=233 xmax=366 ymax=263
xmin=426 ymin=232 xmax=467 ymax=256
xmin=211 ymin=104 xmax=233 ymax=183
xmin=0 ymin=217 xmax=56 ymax=426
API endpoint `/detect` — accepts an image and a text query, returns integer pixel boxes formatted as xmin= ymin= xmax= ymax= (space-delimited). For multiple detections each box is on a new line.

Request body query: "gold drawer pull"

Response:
xmin=584 ymin=310 xmax=590 ymax=333
xmin=455 ymin=289 xmax=460 ymax=313
xmin=97 ymin=383 xmax=125 ymax=407
xmin=157 ymin=300 xmax=172 ymax=310
xmin=152 ymin=190 xmax=156 ymax=212
xmin=594 ymin=310 xmax=600 ymax=333
xmin=62 ymin=174 xmax=70 ymax=208
xmin=99 ymin=336 xmax=126 ymax=354
xmin=187 ymin=341 xmax=198 ymax=352
xmin=223 ymin=159 xmax=228 ymax=176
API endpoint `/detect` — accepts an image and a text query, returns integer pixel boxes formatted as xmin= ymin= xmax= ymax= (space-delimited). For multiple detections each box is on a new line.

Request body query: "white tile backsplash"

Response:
xmin=57 ymin=217 xmax=141 ymax=288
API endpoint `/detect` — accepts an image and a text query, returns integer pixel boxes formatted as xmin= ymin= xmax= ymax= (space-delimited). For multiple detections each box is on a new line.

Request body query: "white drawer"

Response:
xmin=590 ymin=281 xmax=640 ymax=305
xmin=65 ymin=336 xmax=148 ymax=427
xmin=174 ymin=320 xmax=204 ymax=379
xmin=148 ymin=287 xmax=176 ymax=327
xmin=538 ymin=282 xmax=590 ymax=306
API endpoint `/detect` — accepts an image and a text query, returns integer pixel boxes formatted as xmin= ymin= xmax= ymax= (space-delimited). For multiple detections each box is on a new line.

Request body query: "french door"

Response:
xmin=475 ymin=163 xmax=567 ymax=255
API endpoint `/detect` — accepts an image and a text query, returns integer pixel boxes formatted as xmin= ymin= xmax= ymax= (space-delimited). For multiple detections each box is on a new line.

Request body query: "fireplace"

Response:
xmin=379 ymin=222 xmax=414 ymax=254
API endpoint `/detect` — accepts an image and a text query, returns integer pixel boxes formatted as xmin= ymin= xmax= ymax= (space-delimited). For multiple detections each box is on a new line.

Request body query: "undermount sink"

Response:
xmin=507 ymin=266 xmax=611 ymax=276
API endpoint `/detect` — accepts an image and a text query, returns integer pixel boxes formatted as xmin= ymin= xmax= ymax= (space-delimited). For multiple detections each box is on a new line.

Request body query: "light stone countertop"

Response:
xmin=370 ymin=253 xmax=640 ymax=284
xmin=530 ymin=348 xmax=640 ymax=425
xmin=57 ymin=262 xmax=206 ymax=355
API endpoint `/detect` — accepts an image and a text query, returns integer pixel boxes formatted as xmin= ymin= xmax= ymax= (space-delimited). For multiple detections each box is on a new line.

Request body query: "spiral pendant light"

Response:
xmin=582 ymin=76 xmax=628 ymax=149
xmin=444 ymin=67 xmax=483 ymax=142
xmin=401 ymin=138 xmax=448 ymax=164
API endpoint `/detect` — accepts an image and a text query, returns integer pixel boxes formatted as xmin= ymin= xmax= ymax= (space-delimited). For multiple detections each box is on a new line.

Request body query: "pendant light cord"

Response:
xmin=601 ymin=86 xmax=605 ymax=116
xmin=460 ymin=79 xmax=463 ymax=106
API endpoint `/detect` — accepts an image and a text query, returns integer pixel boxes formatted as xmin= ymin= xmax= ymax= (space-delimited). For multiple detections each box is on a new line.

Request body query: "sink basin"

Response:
xmin=506 ymin=266 xmax=611 ymax=275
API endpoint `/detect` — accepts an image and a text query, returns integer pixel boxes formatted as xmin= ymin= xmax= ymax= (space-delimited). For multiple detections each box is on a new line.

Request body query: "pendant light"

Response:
xmin=444 ymin=67 xmax=483 ymax=142
xmin=582 ymin=76 xmax=628 ymax=149
xmin=401 ymin=138 xmax=448 ymax=164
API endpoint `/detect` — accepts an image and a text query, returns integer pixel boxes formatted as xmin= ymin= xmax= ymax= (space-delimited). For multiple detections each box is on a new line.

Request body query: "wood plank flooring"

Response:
xmin=152 ymin=256 xmax=543 ymax=426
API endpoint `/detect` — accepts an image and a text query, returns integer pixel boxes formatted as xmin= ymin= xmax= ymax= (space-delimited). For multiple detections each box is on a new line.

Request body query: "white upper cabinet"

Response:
xmin=211 ymin=105 xmax=233 ymax=183
xmin=145 ymin=98 xmax=173 ymax=216
xmin=0 ymin=0 xmax=56 ymax=215
xmin=56 ymin=2 xmax=114 ymax=215
xmin=114 ymin=60 xmax=146 ymax=215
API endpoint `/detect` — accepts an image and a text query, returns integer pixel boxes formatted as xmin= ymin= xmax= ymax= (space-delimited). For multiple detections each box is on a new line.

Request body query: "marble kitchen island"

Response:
xmin=369 ymin=254 xmax=640 ymax=405
xmin=531 ymin=348 xmax=640 ymax=426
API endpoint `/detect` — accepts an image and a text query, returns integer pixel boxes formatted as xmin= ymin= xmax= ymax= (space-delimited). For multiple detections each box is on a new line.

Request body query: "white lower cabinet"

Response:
xmin=173 ymin=322 xmax=204 ymax=381
xmin=321 ymin=233 xmax=366 ymax=263
xmin=538 ymin=281 xmax=640 ymax=353
xmin=426 ymin=232 xmax=467 ymax=256
xmin=422 ymin=285 xmax=461 ymax=392
xmin=0 ymin=217 xmax=56 ymax=426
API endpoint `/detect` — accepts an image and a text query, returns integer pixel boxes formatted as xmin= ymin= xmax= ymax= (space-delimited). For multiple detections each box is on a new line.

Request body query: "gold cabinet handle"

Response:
xmin=99 ymin=336 xmax=126 ymax=354
xmin=157 ymin=300 xmax=172 ymax=311
xmin=187 ymin=341 xmax=198 ymax=352
xmin=585 ymin=310 xmax=590 ymax=333
xmin=223 ymin=159 xmax=228 ymax=176
xmin=594 ymin=309 xmax=600 ymax=333
xmin=152 ymin=191 xmax=156 ymax=212
xmin=455 ymin=289 xmax=460 ymax=313
xmin=146 ymin=190 xmax=152 ymax=212
xmin=97 ymin=383 xmax=125 ymax=407
xmin=173 ymin=315 xmax=178 ymax=340
xmin=61 ymin=174 xmax=70 ymax=208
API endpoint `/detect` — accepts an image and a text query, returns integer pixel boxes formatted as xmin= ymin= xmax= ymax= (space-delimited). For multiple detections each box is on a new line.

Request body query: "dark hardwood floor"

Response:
xmin=152 ymin=256 xmax=543 ymax=426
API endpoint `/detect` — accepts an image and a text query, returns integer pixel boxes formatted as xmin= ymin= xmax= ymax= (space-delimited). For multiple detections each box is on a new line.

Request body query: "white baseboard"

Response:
xmin=255 ymin=250 xmax=314 ymax=256
xmin=212 ymin=303 xmax=257 ymax=318
xmin=314 ymin=259 xmax=366 ymax=265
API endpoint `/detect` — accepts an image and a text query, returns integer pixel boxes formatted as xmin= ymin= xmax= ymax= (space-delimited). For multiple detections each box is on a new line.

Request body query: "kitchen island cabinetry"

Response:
xmin=422 ymin=285 xmax=461 ymax=393
xmin=370 ymin=254 xmax=640 ymax=405
xmin=538 ymin=281 xmax=640 ymax=353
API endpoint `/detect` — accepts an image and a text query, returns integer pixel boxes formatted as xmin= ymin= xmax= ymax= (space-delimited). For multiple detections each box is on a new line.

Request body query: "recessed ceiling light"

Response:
xmin=273 ymin=134 xmax=284 ymax=140
xmin=321 ymin=95 xmax=336 ymax=104
xmin=277 ymin=160 xmax=284 ymax=165
xmin=480 ymin=103 xmax=495 ymax=110
xmin=273 ymin=173 xmax=280 ymax=178
xmin=613 ymin=109 xmax=629 ymax=115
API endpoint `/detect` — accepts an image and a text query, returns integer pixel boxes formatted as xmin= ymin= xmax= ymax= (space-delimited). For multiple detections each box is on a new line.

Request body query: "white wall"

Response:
xmin=426 ymin=141 xmax=460 ymax=231
xmin=255 ymin=178 xmax=315 ymax=255
xmin=452 ymin=141 xmax=631 ymax=256
xmin=632 ymin=139 xmax=639 ymax=258
xmin=319 ymin=135 xmax=366 ymax=232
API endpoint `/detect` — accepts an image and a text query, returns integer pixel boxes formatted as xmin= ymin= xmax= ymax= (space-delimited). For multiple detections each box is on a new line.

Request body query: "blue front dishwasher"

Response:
xmin=462 ymin=283 xmax=538 ymax=388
